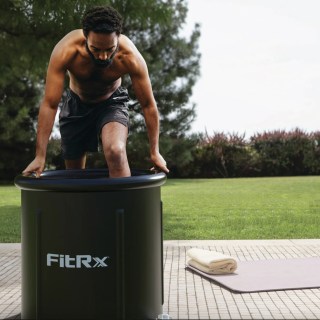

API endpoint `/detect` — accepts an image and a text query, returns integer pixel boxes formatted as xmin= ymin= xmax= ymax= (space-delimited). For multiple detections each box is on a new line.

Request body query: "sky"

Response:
xmin=184 ymin=0 xmax=320 ymax=138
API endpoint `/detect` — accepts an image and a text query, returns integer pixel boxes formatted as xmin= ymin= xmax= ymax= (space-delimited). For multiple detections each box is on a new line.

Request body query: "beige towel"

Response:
xmin=187 ymin=248 xmax=237 ymax=274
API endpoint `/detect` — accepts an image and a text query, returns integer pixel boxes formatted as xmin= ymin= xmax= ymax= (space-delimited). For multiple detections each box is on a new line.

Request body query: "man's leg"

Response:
xmin=65 ymin=154 xmax=86 ymax=169
xmin=101 ymin=122 xmax=130 ymax=178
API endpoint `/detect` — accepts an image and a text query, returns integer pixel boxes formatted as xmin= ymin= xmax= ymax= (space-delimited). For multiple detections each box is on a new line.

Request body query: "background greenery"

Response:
xmin=175 ymin=129 xmax=320 ymax=178
xmin=2 ymin=176 xmax=320 ymax=242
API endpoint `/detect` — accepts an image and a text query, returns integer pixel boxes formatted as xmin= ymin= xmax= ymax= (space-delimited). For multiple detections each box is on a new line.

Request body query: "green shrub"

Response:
xmin=191 ymin=132 xmax=256 ymax=178
xmin=251 ymin=128 xmax=318 ymax=176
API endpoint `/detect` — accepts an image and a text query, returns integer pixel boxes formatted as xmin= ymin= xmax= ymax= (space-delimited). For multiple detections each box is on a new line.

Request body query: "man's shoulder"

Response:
xmin=51 ymin=30 xmax=84 ymax=65
xmin=119 ymin=34 xmax=137 ymax=54
xmin=118 ymin=35 xmax=146 ymax=72
xmin=56 ymin=29 xmax=84 ymax=51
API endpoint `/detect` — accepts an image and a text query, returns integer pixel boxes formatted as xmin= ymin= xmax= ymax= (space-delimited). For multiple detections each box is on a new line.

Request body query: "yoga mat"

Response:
xmin=187 ymin=257 xmax=320 ymax=293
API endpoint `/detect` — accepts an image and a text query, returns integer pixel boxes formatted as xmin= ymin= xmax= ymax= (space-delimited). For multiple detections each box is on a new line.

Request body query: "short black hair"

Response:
xmin=82 ymin=6 xmax=123 ymax=37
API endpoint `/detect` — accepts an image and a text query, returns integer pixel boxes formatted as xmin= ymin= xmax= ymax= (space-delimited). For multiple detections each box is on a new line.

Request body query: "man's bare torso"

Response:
xmin=60 ymin=30 xmax=131 ymax=103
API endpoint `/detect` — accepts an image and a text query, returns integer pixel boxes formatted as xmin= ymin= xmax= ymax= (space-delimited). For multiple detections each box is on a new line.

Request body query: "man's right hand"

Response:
xmin=22 ymin=157 xmax=46 ymax=178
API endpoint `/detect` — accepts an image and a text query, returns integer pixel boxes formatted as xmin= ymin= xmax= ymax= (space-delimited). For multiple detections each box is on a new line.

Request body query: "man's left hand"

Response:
xmin=151 ymin=152 xmax=169 ymax=174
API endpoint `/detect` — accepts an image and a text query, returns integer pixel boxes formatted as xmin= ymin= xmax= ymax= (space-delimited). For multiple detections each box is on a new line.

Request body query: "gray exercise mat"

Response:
xmin=187 ymin=257 xmax=320 ymax=293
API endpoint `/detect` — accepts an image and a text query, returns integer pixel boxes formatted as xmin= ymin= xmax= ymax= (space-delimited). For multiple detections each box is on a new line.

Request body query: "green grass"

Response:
xmin=0 ymin=184 xmax=21 ymax=242
xmin=1 ymin=176 xmax=320 ymax=242
xmin=162 ymin=176 xmax=320 ymax=240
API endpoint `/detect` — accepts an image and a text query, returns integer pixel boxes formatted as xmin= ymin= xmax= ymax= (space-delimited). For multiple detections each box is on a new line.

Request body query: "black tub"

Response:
xmin=15 ymin=169 xmax=166 ymax=320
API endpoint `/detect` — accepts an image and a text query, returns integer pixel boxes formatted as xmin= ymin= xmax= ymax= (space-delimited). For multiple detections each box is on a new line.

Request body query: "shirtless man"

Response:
xmin=23 ymin=5 xmax=168 ymax=178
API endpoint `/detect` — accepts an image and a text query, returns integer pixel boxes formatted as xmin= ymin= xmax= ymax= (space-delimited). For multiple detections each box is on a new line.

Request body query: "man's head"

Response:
xmin=82 ymin=6 xmax=123 ymax=68
xmin=82 ymin=6 xmax=123 ymax=37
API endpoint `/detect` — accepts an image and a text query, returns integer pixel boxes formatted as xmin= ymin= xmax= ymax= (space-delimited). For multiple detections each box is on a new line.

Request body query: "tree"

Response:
xmin=0 ymin=0 xmax=106 ymax=179
xmin=114 ymin=0 xmax=201 ymax=170
xmin=0 ymin=0 xmax=201 ymax=179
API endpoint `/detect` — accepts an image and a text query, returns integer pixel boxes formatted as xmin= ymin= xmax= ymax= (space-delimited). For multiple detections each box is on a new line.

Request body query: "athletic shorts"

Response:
xmin=59 ymin=86 xmax=130 ymax=160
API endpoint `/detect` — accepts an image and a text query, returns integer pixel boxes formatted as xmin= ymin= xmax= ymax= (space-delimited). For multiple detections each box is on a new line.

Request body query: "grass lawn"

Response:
xmin=161 ymin=176 xmax=320 ymax=240
xmin=1 ymin=176 xmax=319 ymax=242
xmin=0 ymin=184 xmax=21 ymax=242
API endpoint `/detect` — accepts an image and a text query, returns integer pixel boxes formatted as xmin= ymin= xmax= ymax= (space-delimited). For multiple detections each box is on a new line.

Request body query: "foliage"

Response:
xmin=251 ymin=128 xmax=320 ymax=176
xmin=159 ymin=133 xmax=200 ymax=178
xmin=0 ymin=0 xmax=108 ymax=179
xmin=117 ymin=0 xmax=200 ymax=136
xmin=166 ymin=128 xmax=320 ymax=178
xmin=115 ymin=0 xmax=201 ymax=169
xmin=0 ymin=77 xmax=40 ymax=179
xmin=190 ymin=131 xmax=257 ymax=178
xmin=125 ymin=132 xmax=199 ymax=176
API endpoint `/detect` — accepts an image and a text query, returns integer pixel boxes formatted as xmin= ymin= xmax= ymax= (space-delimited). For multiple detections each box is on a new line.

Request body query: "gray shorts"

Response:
xmin=59 ymin=87 xmax=130 ymax=160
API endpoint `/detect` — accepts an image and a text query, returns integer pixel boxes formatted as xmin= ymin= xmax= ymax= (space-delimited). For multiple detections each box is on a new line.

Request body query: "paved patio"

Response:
xmin=1 ymin=240 xmax=320 ymax=319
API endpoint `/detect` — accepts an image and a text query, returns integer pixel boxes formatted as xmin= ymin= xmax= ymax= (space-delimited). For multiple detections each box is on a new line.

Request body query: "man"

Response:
xmin=23 ymin=5 xmax=169 ymax=178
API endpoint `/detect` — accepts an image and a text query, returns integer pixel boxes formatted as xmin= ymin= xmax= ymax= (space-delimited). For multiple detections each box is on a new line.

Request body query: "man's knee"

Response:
xmin=104 ymin=142 xmax=127 ymax=164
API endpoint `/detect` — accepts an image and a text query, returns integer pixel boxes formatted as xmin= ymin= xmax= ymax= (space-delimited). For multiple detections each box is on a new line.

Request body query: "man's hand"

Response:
xmin=151 ymin=152 xmax=169 ymax=174
xmin=22 ymin=157 xmax=46 ymax=178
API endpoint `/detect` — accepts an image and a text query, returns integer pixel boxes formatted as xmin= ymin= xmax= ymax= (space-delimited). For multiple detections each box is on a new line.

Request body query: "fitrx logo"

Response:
xmin=47 ymin=253 xmax=109 ymax=269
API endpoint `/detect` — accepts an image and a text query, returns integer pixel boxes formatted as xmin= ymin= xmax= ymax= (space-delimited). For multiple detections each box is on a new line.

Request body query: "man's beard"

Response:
xmin=85 ymin=41 xmax=118 ymax=68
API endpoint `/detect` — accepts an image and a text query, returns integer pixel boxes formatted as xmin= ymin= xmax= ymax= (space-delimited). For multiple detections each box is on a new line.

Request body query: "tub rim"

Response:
xmin=14 ymin=168 xmax=167 ymax=192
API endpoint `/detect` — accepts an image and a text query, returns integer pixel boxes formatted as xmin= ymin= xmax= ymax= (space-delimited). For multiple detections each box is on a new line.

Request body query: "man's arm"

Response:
xmin=23 ymin=46 xmax=66 ymax=177
xmin=129 ymin=51 xmax=169 ymax=173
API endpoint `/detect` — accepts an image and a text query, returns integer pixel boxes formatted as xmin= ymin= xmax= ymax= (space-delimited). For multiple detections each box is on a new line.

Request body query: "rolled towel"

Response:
xmin=187 ymin=248 xmax=237 ymax=274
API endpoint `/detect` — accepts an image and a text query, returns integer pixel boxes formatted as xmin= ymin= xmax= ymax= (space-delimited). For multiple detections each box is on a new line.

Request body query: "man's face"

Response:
xmin=85 ymin=31 xmax=119 ymax=68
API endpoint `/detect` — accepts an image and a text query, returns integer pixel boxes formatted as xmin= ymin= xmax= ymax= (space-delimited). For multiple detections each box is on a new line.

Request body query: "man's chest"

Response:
xmin=68 ymin=66 xmax=121 ymax=84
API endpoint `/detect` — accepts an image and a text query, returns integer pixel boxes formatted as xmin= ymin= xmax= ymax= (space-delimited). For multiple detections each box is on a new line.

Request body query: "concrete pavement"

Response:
xmin=1 ymin=240 xmax=320 ymax=319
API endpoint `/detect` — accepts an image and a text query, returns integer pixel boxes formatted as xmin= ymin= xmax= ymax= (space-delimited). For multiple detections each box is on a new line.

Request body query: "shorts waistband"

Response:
xmin=68 ymin=87 xmax=124 ymax=105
